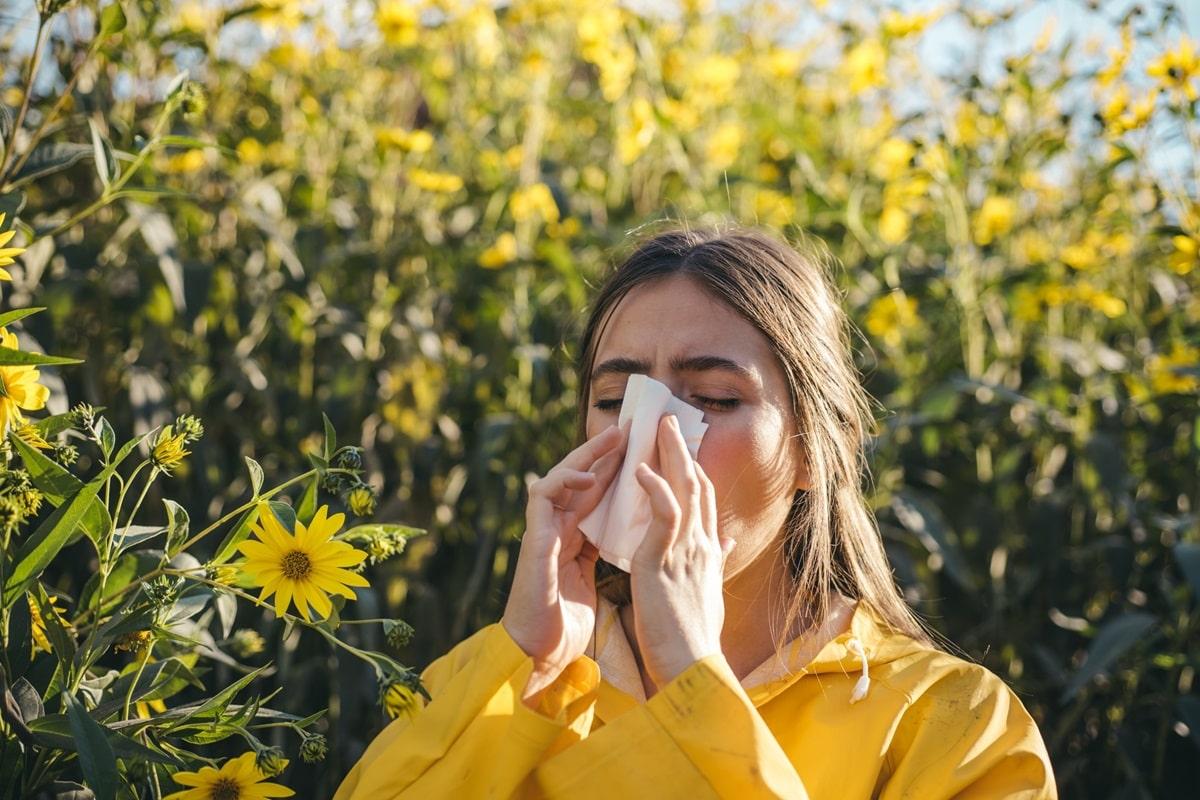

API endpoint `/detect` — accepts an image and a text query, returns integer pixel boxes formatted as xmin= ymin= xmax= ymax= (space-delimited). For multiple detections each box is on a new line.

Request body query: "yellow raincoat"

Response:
xmin=335 ymin=597 xmax=1056 ymax=798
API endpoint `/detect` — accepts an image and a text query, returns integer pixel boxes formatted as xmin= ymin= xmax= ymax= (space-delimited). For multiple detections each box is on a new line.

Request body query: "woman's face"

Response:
xmin=585 ymin=273 xmax=810 ymax=578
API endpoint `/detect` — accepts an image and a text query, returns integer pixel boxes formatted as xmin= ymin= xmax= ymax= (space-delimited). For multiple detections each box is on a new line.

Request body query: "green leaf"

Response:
xmin=64 ymin=693 xmax=117 ymax=800
xmin=156 ymin=135 xmax=237 ymax=157
xmin=168 ymin=665 xmax=268 ymax=728
xmin=245 ymin=456 xmax=264 ymax=497
xmin=1061 ymin=613 xmax=1157 ymax=702
xmin=98 ymin=2 xmax=127 ymax=38
xmin=87 ymin=119 xmax=116 ymax=188
xmin=322 ymin=412 xmax=336 ymax=461
xmin=3 ymin=466 xmax=114 ymax=609
xmin=78 ymin=553 xmax=156 ymax=619
xmin=889 ymin=491 xmax=975 ymax=591
xmin=340 ymin=523 xmax=426 ymax=543
xmin=113 ymin=524 xmax=166 ymax=555
xmin=163 ymin=499 xmax=190 ymax=555
xmin=267 ymin=500 xmax=297 ymax=532
xmin=295 ymin=474 xmax=318 ymax=525
xmin=9 ymin=432 xmax=110 ymax=545
xmin=212 ymin=505 xmax=259 ymax=565
xmin=28 ymin=714 xmax=176 ymax=765
xmin=10 ymin=142 xmax=93 ymax=188
xmin=0 ymin=345 xmax=83 ymax=366
xmin=1174 ymin=543 xmax=1200 ymax=600
xmin=0 ymin=307 xmax=45 ymax=328
xmin=95 ymin=418 xmax=115 ymax=459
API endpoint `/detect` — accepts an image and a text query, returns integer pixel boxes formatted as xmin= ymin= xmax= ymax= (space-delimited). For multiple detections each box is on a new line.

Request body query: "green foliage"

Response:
xmin=0 ymin=0 xmax=1195 ymax=797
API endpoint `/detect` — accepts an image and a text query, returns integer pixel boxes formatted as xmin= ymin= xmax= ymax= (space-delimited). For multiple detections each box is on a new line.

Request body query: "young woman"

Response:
xmin=334 ymin=225 xmax=1056 ymax=799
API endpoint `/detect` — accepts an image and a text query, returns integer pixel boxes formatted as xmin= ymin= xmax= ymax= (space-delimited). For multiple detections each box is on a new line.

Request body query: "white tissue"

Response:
xmin=577 ymin=374 xmax=709 ymax=572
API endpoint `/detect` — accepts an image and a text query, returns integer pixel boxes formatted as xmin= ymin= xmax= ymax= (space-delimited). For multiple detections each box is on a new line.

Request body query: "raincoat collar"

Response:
xmin=589 ymin=594 xmax=919 ymax=720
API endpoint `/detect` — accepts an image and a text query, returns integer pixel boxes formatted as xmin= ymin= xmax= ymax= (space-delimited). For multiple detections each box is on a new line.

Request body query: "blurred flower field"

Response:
xmin=0 ymin=0 xmax=1197 ymax=797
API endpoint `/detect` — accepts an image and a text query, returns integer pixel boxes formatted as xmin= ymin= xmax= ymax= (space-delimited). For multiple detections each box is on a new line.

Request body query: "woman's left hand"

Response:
xmin=629 ymin=413 xmax=737 ymax=689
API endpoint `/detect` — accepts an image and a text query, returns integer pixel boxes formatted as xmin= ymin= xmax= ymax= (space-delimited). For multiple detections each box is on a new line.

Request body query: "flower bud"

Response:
xmin=254 ymin=745 xmax=287 ymax=778
xmin=300 ymin=733 xmax=328 ymax=763
xmin=384 ymin=619 xmax=415 ymax=649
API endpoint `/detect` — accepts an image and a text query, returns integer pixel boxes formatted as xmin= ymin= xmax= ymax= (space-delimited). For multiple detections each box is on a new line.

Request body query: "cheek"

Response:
xmin=697 ymin=409 xmax=794 ymax=527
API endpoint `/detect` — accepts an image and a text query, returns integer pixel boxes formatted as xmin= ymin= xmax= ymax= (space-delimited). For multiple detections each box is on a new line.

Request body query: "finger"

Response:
xmin=633 ymin=462 xmax=681 ymax=561
xmin=567 ymin=445 xmax=625 ymax=514
xmin=555 ymin=423 xmax=625 ymax=473
xmin=656 ymin=415 xmax=701 ymax=528
xmin=693 ymin=459 xmax=719 ymax=546
xmin=526 ymin=469 xmax=595 ymax=527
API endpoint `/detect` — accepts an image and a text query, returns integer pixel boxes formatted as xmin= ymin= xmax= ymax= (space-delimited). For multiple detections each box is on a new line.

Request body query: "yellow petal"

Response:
xmin=307 ymin=585 xmax=333 ymax=619
xmin=274 ymin=582 xmax=293 ymax=618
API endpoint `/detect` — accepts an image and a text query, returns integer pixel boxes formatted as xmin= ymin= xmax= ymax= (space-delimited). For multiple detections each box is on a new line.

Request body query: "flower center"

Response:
xmin=281 ymin=549 xmax=312 ymax=580
xmin=210 ymin=778 xmax=241 ymax=800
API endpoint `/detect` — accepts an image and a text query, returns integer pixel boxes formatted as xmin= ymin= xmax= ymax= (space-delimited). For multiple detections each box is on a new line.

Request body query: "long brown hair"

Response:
xmin=572 ymin=220 xmax=930 ymax=645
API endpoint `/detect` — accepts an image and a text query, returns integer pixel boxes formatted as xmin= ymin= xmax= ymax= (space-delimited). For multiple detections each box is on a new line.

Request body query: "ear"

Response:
xmin=794 ymin=456 xmax=812 ymax=492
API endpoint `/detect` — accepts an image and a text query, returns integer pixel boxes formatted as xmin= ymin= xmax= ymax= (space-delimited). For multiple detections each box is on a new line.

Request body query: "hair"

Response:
xmin=572 ymin=220 xmax=931 ymax=647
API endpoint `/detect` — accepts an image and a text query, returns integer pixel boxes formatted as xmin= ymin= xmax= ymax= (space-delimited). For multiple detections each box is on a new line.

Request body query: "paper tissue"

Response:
xmin=577 ymin=374 xmax=709 ymax=571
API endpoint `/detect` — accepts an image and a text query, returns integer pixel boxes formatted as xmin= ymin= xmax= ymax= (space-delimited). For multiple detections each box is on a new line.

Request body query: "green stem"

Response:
xmin=121 ymin=465 xmax=160 ymax=540
xmin=45 ymin=102 xmax=176 ymax=238
xmin=0 ymin=15 xmax=47 ymax=183
xmin=69 ymin=470 xmax=319 ymax=629
xmin=121 ymin=645 xmax=153 ymax=721
xmin=168 ymin=571 xmax=406 ymax=675
xmin=4 ymin=35 xmax=100 ymax=186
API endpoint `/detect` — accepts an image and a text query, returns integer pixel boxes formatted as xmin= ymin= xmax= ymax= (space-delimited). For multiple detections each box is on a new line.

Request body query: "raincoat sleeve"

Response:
xmin=880 ymin=663 xmax=1058 ymax=799
xmin=332 ymin=621 xmax=601 ymax=800
xmin=533 ymin=650 xmax=811 ymax=799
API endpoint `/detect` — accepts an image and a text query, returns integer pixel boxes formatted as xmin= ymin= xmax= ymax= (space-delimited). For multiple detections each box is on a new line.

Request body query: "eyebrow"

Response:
xmin=590 ymin=354 xmax=755 ymax=382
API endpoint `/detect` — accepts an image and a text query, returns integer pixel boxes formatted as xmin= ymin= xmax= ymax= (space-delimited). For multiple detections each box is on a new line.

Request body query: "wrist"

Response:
xmin=522 ymin=663 xmax=564 ymax=709
xmin=651 ymin=644 xmax=721 ymax=687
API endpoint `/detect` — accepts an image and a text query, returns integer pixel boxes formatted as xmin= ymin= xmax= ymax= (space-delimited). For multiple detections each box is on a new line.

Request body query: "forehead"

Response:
xmin=593 ymin=274 xmax=776 ymax=369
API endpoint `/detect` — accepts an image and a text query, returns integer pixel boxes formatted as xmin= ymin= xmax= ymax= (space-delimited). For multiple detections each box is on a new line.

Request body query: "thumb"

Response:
xmin=719 ymin=535 xmax=736 ymax=567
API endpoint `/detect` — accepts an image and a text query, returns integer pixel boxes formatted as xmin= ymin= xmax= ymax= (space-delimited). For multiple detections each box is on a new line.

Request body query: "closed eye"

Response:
xmin=592 ymin=396 xmax=740 ymax=412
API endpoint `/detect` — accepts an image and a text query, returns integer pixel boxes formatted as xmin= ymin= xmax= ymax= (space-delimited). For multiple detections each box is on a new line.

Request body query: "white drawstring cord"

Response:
xmin=846 ymin=637 xmax=871 ymax=704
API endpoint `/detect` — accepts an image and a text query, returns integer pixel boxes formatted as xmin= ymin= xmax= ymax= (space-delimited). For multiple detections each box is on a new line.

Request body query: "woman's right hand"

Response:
xmin=501 ymin=422 xmax=628 ymax=706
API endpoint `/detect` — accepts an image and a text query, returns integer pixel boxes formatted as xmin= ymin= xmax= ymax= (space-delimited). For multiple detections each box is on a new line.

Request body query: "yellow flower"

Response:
xmin=509 ymin=183 xmax=559 ymax=225
xmin=381 ymin=680 xmax=421 ymax=719
xmin=238 ymin=504 xmax=369 ymax=622
xmin=843 ymin=38 xmax=887 ymax=93
xmin=705 ymin=121 xmax=744 ymax=172
xmin=617 ymin=97 xmax=656 ymax=165
xmin=878 ymin=204 xmax=911 ymax=245
xmin=478 ymin=232 xmax=518 ymax=269
xmin=1170 ymin=235 xmax=1198 ymax=275
xmin=347 ymin=486 xmax=376 ymax=516
xmin=972 ymin=196 xmax=1016 ymax=246
xmin=151 ymin=424 xmax=191 ymax=475
xmin=881 ymin=9 xmax=939 ymax=38
xmin=377 ymin=0 xmax=420 ymax=47
xmin=163 ymin=752 xmax=294 ymax=800
xmin=1147 ymin=37 xmax=1200 ymax=102
xmin=407 ymin=168 xmax=463 ymax=193
xmin=692 ymin=54 xmax=741 ymax=103
xmin=237 ymin=139 xmax=265 ymax=167
xmin=864 ymin=292 xmax=919 ymax=348
xmin=0 ymin=212 xmax=26 ymax=280
xmin=1060 ymin=230 xmax=1107 ymax=271
xmin=0 ymin=327 xmax=50 ymax=438
xmin=28 ymin=593 xmax=72 ymax=657
xmin=375 ymin=127 xmax=434 ymax=153
xmin=1147 ymin=342 xmax=1200 ymax=395
xmin=165 ymin=149 xmax=206 ymax=174
xmin=871 ymin=137 xmax=915 ymax=181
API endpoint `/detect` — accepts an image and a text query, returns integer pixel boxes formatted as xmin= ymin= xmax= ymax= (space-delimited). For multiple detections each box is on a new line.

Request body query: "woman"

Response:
xmin=334 ymin=225 xmax=1056 ymax=799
